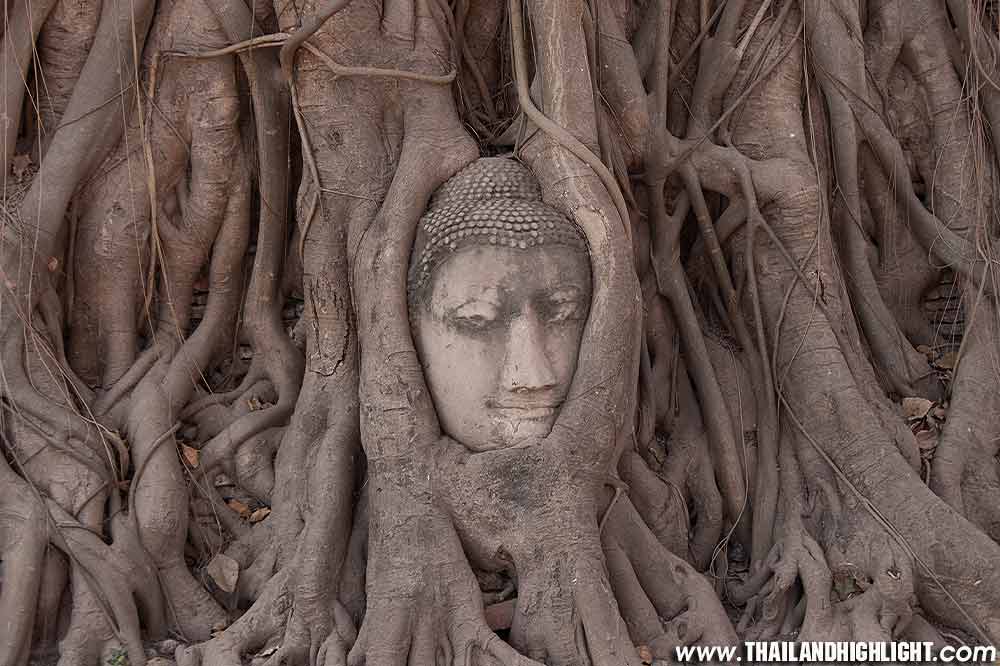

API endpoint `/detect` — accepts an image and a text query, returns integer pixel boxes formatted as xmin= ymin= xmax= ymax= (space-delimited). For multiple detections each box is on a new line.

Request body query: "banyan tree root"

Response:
xmin=0 ymin=0 xmax=278 ymax=653
xmin=0 ymin=459 xmax=48 ymax=666
xmin=335 ymin=2 xmax=742 ymax=662
xmin=11 ymin=0 xmax=1000 ymax=662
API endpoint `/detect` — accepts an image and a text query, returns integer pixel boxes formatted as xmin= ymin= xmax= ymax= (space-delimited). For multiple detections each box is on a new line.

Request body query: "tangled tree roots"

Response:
xmin=4 ymin=0 xmax=1000 ymax=664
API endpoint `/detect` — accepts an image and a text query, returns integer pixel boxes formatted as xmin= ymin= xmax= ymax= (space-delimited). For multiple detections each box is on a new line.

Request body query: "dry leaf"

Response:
xmin=227 ymin=498 xmax=251 ymax=518
xmin=210 ymin=620 xmax=227 ymax=638
xmin=936 ymin=351 xmax=958 ymax=370
xmin=249 ymin=507 xmax=271 ymax=523
xmin=207 ymin=553 xmax=239 ymax=593
xmin=181 ymin=444 xmax=200 ymax=468
xmin=638 ymin=645 xmax=653 ymax=665
xmin=914 ymin=428 xmax=938 ymax=452
xmin=47 ymin=256 xmax=59 ymax=272
xmin=902 ymin=397 xmax=933 ymax=420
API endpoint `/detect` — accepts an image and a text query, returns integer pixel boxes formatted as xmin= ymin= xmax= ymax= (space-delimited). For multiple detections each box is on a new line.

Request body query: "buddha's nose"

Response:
xmin=500 ymin=312 xmax=558 ymax=393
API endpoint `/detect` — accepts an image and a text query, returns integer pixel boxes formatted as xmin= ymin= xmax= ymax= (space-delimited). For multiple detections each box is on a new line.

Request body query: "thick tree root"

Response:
xmin=604 ymin=495 xmax=737 ymax=660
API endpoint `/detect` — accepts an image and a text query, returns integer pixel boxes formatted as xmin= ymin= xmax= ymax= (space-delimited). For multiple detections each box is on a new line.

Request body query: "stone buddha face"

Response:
xmin=409 ymin=159 xmax=592 ymax=452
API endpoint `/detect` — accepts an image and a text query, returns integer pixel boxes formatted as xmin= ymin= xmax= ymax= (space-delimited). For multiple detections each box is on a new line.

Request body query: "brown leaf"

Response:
xmin=914 ymin=428 xmax=938 ymax=452
xmin=206 ymin=553 xmax=239 ymax=593
xmin=638 ymin=645 xmax=653 ymax=665
xmin=181 ymin=444 xmax=200 ymax=468
xmin=936 ymin=351 xmax=958 ymax=370
xmin=227 ymin=498 xmax=251 ymax=518
xmin=902 ymin=397 xmax=933 ymax=420
xmin=47 ymin=256 xmax=59 ymax=273
xmin=249 ymin=507 xmax=271 ymax=523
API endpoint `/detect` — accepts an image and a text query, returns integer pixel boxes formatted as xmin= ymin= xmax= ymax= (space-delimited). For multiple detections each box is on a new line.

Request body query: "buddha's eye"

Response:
xmin=447 ymin=301 xmax=500 ymax=332
xmin=544 ymin=290 xmax=587 ymax=323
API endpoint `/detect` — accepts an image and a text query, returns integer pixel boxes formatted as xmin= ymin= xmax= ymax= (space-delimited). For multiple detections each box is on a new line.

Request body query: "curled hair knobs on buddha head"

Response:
xmin=407 ymin=157 xmax=589 ymax=307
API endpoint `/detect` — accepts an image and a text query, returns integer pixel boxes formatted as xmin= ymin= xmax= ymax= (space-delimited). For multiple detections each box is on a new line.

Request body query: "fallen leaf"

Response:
xmin=936 ymin=351 xmax=958 ymax=370
xmin=210 ymin=620 xmax=227 ymax=638
xmin=255 ymin=646 xmax=279 ymax=659
xmin=902 ymin=397 xmax=933 ymax=420
xmin=227 ymin=498 xmax=251 ymax=518
xmin=206 ymin=553 xmax=239 ymax=593
xmin=249 ymin=507 xmax=271 ymax=523
xmin=638 ymin=645 xmax=653 ymax=665
xmin=914 ymin=428 xmax=938 ymax=452
xmin=181 ymin=444 xmax=200 ymax=468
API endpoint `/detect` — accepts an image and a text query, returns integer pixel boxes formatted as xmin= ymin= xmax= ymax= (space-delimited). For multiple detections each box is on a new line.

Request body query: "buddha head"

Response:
xmin=408 ymin=158 xmax=592 ymax=452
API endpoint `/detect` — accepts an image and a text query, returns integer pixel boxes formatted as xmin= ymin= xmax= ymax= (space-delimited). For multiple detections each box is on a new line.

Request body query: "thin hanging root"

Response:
xmin=649 ymin=222 xmax=749 ymax=543
xmin=165 ymin=34 xmax=290 ymax=59
xmin=662 ymin=15 xmax=801 ymax=180
xmin=278 ymin=0 xmax=354 ymax=84
xmin=682 ymin=166 xmax=779 ymax=564
xmin=743 ymin=221 xmax=779 ymax=564
xmin=292 ymin=84 xmax=324 ymax=263
xmin=454 ymin=0 xmax=499 ymax=125
xmin=642 ymin=2 xmax=751 ymax=546
xmin=2 ymin=334 xmax=99 ymax=448
xmin=0 ymin=0 xmax=61 ymax=175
